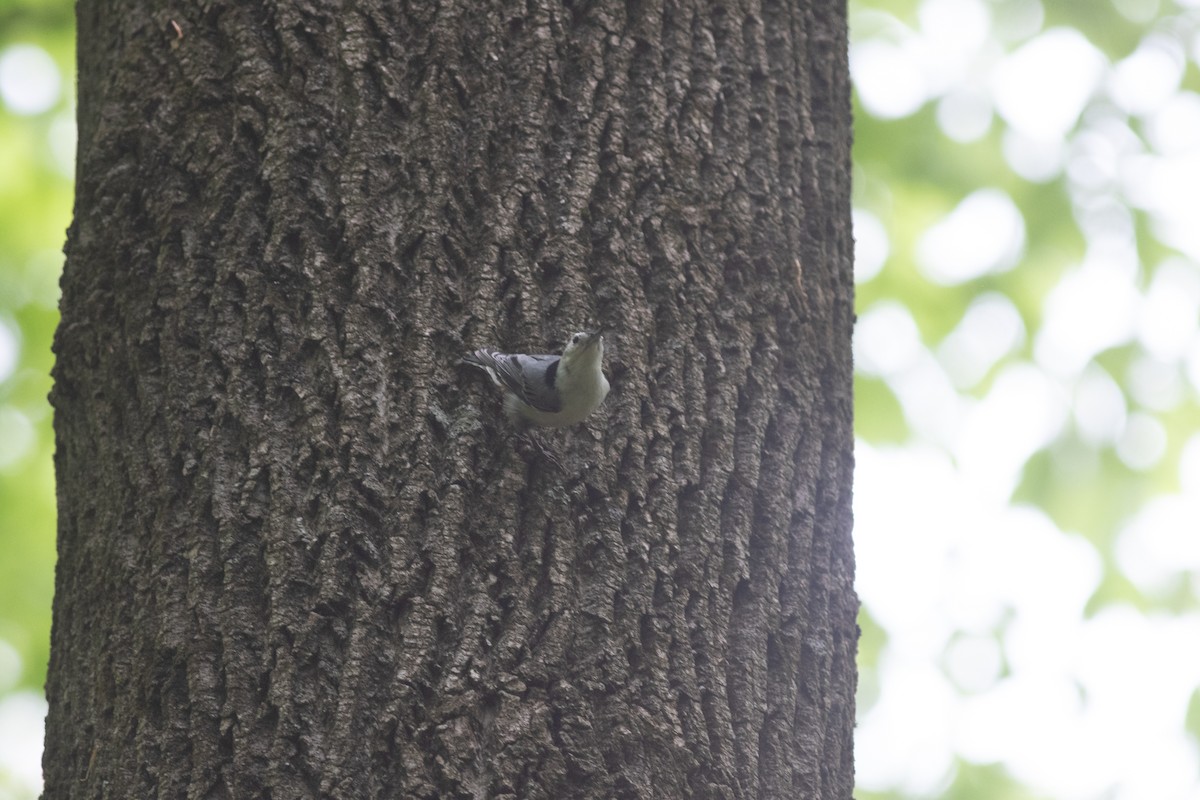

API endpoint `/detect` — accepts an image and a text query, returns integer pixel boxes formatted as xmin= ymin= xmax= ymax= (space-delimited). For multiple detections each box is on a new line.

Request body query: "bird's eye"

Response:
xmin=573 ymin=334 xmax=582 ymax=344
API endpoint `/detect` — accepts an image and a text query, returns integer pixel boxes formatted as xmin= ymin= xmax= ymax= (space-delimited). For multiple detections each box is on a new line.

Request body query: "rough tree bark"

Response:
xmin=46 ymin=0 xmax=855 ymax=797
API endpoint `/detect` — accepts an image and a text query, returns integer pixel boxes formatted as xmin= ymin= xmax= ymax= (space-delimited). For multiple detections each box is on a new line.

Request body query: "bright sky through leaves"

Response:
xmin=852 ymin=0 xmax=1200 ymax=798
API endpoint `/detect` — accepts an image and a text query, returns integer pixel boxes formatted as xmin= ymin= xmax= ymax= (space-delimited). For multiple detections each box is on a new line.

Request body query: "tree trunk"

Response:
xmin=46 ymin=0 xmax=856 ymax=797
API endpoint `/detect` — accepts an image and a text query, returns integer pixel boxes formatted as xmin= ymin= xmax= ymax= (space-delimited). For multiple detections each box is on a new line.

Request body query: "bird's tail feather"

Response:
xmin=462 ymin=349 xmax=504 ymax=388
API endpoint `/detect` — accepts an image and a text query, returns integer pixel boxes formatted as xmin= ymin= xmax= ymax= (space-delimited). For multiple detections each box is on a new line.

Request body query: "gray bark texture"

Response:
xmin=46 ymin=0 xmax=856 ymax=797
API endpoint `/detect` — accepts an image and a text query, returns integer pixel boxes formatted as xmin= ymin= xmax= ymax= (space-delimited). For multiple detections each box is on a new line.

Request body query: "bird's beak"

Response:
xmin=583 ymin=330 xmax=603 ymax=348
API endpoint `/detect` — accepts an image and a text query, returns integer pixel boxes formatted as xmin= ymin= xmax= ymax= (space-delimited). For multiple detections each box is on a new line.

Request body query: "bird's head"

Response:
xmin=561 ymin=330 xmax=604 ymax=365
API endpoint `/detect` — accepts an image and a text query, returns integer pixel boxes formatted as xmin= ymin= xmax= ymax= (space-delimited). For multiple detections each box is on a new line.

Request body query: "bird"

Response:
xmin=462 ymin=330 xmax=610 ymax=428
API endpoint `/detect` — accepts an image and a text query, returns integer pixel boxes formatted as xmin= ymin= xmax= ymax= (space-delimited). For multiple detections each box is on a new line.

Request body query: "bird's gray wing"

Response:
xmin=502 ymin=353 xmax=563 ymax=413
xmin=465 ymin=350 xmax=563 ymax=413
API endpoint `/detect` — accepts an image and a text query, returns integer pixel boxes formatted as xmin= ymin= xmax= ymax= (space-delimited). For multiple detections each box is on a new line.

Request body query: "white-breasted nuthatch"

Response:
xmin=463 ymin=330 xmax=610 ymax=427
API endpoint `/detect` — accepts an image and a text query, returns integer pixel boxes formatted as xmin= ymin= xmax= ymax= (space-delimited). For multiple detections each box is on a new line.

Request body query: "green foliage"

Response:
xmin=0 ymin=1 xmax=73 ymax=698
xmin=1186 ymin=686 xmax=1200 ymax=744
xmin=855 ymin=375 xmax=908 ymax=442
xmin=853 ymin=0 xmax=1200 ymax=797
xmin=946 ymin=763 xmax=1055 ymax=800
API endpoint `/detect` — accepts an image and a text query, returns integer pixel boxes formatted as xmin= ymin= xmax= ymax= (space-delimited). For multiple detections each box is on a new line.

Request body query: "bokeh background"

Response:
xmin=2 ymin=0 xmax=1199 ymax=797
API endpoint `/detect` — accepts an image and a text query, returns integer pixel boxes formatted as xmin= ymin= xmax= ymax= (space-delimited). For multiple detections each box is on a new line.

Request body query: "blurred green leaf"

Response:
xmin=0 ymin=2 xmax=73 ymax=700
